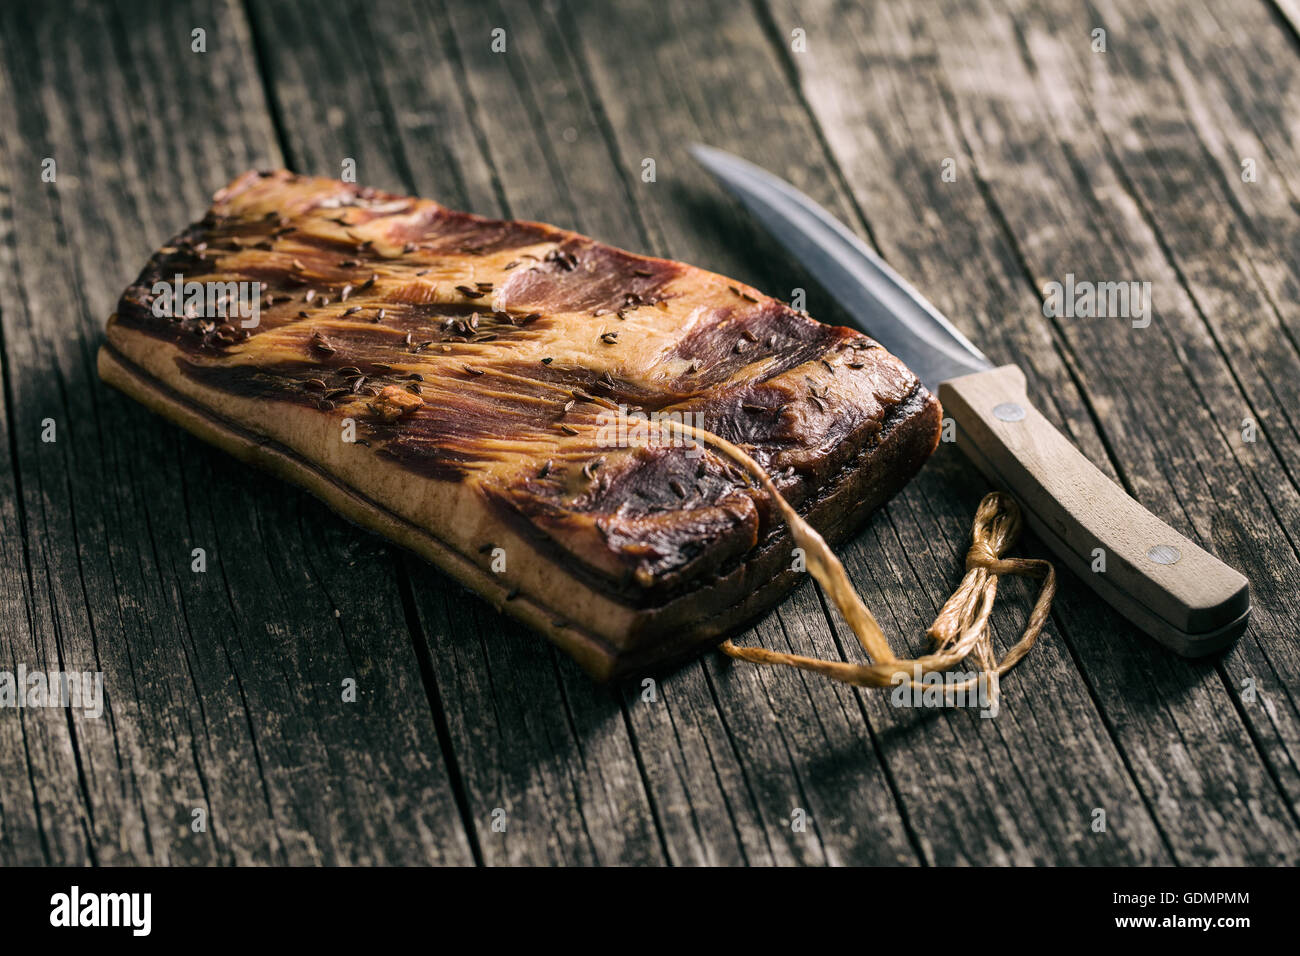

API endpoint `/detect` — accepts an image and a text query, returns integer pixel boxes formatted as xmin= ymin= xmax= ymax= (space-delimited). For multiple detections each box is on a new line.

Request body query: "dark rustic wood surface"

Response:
xmin=0 ymin=0 xmax=1297 ymax=866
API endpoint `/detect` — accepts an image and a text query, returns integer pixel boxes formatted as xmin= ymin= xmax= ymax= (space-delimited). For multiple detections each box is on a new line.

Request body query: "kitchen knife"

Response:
xmin=690 ymin=144 xmax=1250 ymax=656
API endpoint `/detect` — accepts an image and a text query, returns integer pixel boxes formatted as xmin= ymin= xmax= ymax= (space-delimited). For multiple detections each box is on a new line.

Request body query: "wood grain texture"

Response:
xmin=764 ymin=0 xmax=1300 ymax=862
xmin=562 ymin=0 xmax=1182 ymax=865
xmin=0 ymin=0 xmax=1296 ymax=866
xmin=242 ymin=0 xmax=674 ymax=866
xmin=0 ymin=0 xmax=472 ymax=865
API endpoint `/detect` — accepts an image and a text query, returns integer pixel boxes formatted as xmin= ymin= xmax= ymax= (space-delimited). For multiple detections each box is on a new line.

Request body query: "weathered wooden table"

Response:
xmin=2 ymin=0 xmax=1298 ymax=866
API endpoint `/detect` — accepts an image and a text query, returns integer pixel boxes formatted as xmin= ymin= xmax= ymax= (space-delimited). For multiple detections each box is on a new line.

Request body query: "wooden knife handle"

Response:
xmin=939 ymin=365 xmax=1249 ymax=656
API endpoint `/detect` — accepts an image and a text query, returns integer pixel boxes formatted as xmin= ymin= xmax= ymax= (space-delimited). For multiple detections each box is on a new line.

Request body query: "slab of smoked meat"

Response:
xmin=100 ymin=171 xmax=941 ymax=679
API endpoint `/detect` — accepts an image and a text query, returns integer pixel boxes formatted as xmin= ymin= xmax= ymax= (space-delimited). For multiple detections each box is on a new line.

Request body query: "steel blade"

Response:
xmin=690 ymin=144 xmax=991 ymax=391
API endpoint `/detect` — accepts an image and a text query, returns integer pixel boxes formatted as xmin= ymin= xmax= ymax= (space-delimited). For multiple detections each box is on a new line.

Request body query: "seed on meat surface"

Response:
xmin=455 ymin=284 xmax=486 ymax=299
xmin=538 ymin=459 xmax=553 ymax=478
xmin=304 ymin=289 xmax=316 ymax=303
xmin=343 ymin=306 xmax=361 ymax=316
xmin=559 ymin=424 xmax=578 ymax=435
xmin=741 ymin=329 xmax=758 ymax=342
xmin=600 ymin=331 xmax=619 ymax=344
xmin=340 ymin=284 xmax=353 ymax=301
xmin=463 ymin=364 xmax=485 ymax=376
xmin=541 ymin=357 xmax=553 ymax=365
xmin=669 ymin=479 xmax=687 ymax=498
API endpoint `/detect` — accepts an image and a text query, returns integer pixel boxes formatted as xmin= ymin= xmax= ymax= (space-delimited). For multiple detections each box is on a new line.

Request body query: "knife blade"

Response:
xmin=690 ymin=143 xmax=1250 ymax=656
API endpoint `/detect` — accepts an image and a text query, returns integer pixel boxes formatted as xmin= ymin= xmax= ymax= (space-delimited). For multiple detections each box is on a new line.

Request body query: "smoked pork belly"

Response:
xmin=99 ymin=170 xmax=941 ymax=679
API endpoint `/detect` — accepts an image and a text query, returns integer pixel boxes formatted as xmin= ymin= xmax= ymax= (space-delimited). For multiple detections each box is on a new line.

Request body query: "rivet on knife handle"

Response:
xmin=939 ymin=365 xmax=1250 ymax=657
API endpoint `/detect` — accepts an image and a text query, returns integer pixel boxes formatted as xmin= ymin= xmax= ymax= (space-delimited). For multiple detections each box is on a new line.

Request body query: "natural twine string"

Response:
xmin=654 ymin=422 xmax=1056 ymax=705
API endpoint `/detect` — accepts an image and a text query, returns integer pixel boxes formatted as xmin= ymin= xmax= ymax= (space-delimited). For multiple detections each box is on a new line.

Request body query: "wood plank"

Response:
xmin=560 ymin=0 xmax=1184 ymax=865
xmin=760 ymin=0 xmax=1300 ymax=861
xmin=0 ymin=0 xmax=472 ymax=865
xmin=241 ymin=0 xmax=926 ymax=864
xmin=0 ymin=216 xmax=54 ymax=865
xmin=413 ymin=0 xmax=925 ymax=865
xmin=1020 ymin=0 xmax=1300 ymax=813
xmin=243 ymin=0 xmax=674 ymax=865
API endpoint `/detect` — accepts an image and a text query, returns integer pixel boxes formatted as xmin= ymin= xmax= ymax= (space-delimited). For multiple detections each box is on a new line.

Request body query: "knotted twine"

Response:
xmin=654 ymin=422 xmax=1056 ymax=707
